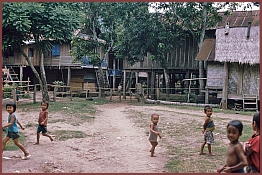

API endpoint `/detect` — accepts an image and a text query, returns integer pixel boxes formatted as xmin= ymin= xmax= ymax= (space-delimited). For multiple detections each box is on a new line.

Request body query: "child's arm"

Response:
xmin=244 ymin=141 xmax=255 ymax=156
xmin=150 ymin=124 xmax=161 ymax=138
xmin=224 ymin=143 xmax=248 ymax=173
xmin=17 ymin=120 xmax=25 ymax=130
xmin=202 ymin=117 xmax=209 ymax=133
xmin=2 ymin=114 xmax=15 ymax=129
xmin=217 ymin=165 xmax=226 ymax=173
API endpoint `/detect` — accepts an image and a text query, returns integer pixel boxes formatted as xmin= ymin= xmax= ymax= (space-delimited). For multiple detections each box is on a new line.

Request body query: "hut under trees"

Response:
xmin=196 ymin=10 xmax=260 ymax=110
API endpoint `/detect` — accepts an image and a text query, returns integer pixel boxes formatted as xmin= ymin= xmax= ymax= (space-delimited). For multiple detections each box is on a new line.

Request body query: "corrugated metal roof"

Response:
xmin=195 ymin=39 xmax=215 ymax=61
xmin=217 ymin=10 xmax=260 ymax=28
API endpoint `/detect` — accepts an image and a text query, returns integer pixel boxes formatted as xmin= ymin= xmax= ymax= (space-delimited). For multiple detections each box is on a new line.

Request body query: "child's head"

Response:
xmin=6 ymin=101 xmax=16 ymax=113
xmin=252 ymin=112 xmax=260 ymax=131
xmin=41 ymin=100 xmax=49 ymax=109
xmin=227 ymin=120 xmax=243 ymax=142
xmin=151 ymin=114 xmax=159 ymax=124
xmin=204 ymin=105 xmax=212 ymax=117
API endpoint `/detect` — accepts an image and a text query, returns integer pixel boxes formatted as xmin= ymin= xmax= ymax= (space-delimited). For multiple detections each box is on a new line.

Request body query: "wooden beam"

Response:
xmin=222 ymin=62 xmax=229 ymax=109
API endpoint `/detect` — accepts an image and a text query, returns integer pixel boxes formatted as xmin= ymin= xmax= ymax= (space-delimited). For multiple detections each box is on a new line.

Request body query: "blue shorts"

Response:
xmin=6 ymin=132 xmax=20 ymax=140
xmin=232 ymin=168 xmax=244 ymax=173
xmin=37 ymin=125 xmax=47 ymax=133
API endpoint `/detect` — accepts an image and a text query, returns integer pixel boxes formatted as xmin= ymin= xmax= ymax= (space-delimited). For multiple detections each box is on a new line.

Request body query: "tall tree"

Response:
xmin=115 ymin=2 xmax=186 ymax=100
xmin=2 ymin=2 xmax=80 ymax=101
xmin=70 ymin=2 xmax=125 ymax=90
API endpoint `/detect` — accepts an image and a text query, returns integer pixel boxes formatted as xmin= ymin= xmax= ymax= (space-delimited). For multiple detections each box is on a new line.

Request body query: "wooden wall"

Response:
xmin=123 ymin=34 xmax=199 ymax=70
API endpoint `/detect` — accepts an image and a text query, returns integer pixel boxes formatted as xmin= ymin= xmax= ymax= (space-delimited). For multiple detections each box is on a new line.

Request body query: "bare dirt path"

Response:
xmin=2 ymin=98 xmax=254 ymax=173
xmin=2 ymin=102 xmax=168 ymax=173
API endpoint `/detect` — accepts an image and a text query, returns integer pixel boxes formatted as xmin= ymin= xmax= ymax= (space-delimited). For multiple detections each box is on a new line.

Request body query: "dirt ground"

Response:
xmin=2 ymin=96 xmax=254 ymax=173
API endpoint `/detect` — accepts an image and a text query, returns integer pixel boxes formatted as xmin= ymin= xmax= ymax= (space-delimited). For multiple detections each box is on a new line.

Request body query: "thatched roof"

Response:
xmin=215 ymin=26 xmax=260 ymax=65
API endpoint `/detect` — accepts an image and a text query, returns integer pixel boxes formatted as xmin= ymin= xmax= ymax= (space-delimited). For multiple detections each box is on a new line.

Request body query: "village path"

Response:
xmin=2 ymin=101 xmax=169 ymax=173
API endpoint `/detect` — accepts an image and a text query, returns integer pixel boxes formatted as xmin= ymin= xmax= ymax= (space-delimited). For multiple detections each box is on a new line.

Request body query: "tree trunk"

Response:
xmin=198 ymin=2 xmax=208 ymax=95
xmin=21 ymin=51 xmax=49 ymax=102
xmin=39 ymin=52 xmax=50 ymax=102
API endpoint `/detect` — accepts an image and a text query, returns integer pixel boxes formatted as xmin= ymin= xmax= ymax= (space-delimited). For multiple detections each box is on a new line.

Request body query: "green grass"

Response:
xmin=164 ymin=117 xmax=254 ymax=173
xmin=52 ymin=130 xmax=88 ymax=141
xmin=2 ymin=129 xmax=27 ymax=151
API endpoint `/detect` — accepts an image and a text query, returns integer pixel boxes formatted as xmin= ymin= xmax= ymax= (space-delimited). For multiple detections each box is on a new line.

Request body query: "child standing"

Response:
xmin=2 ymin=102 xmax=30 ymax=159
xmin=244 ymin=112 xmax=260 ymax=173
xmin=149 ymin=114 xmax=161 ymax=157
xmin=33 ymin=100 xmax=53 ymax=145
xmin=217 ymin=120 xmax=248 ymax=173
xmin=200 ymin=105 xmax=215 ymax=156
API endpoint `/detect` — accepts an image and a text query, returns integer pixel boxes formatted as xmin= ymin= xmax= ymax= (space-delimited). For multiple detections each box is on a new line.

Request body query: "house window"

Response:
xmin=28 ymin=48 xmax=34 ymax=57
xmin=3 ymin=48 xmax=14 ymax=58
xmin=52 ymin=43 xmax=60 ymax=56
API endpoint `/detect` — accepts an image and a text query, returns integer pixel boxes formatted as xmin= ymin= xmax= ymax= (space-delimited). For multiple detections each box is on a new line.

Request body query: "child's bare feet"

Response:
xmin=208 ymin=153 xmax=215 ymax=156
xmin=151 ymin=153 xmax=157 ymax=157
xmin=50 ymin=137 xmax=53 ymax=142
xmin=199 ymin=152 xmax=206 ymax=155
xmin=33 ymin=142 xmax=39 ymax=145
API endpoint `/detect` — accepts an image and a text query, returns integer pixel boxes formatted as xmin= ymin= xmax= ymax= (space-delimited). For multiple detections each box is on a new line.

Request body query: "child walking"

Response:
xmin=34 ymin=100 xmax=53 ymax=145
xmin=217 ymin=120 xmax=247 ymax=173
xmin=200 ymin=105 xmax=215 ymax=156
xmin=2 ymin=102 xmax=30 ymax=159
xmin=244 ymin=112 xmax=260 ymax=173
xmin=149 ymin=113 xmax=161 ymax=157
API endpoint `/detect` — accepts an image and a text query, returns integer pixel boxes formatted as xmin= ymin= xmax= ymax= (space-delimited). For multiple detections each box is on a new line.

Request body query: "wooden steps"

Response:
xmin=242 ymin=94 xmax=258 ymax=111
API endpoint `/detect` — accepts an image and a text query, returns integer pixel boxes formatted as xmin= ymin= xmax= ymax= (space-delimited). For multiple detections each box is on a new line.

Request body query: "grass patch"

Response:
xmin=2 ymin=129 xmax=26 ymax=151
xmin=164 ymin=120 xmax=254 ymax=173
xmin=52 ymin=130 xmax=88 ymax=141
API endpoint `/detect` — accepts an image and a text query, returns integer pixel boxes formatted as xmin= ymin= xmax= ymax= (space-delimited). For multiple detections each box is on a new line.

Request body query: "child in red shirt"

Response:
xmin=33 ymin=100 xmax=53 ymax=145
xmin=244 ymin=112 xmax=260 ymax=173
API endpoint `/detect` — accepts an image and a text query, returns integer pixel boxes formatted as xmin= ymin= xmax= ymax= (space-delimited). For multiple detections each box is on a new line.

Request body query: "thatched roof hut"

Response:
xmin=196 ymin=10 xmax=260 ymax=109
xmin=215 ymin=10 xmax=260 ymax=65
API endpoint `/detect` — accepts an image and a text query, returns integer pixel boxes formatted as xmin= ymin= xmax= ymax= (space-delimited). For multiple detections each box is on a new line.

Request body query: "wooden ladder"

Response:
xmin=242 ymin=94 xmax=258 ymax=111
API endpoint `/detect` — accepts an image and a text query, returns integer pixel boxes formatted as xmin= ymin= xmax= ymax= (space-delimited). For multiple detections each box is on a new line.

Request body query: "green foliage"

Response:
xmin=2 ymin=84 xmax=14 ymax=99
xmin=2 ymin=2 xmax=81 ymax=53
xmin=53 ymin=81 xmax=65 ymax=86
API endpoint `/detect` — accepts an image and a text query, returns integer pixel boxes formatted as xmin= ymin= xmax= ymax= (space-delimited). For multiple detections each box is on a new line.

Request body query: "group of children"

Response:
xmin=2 ymin=100 xmax=53 ymax=159
xmin=2 ymin=100 xmax=259 ymax=173
xmin=148 ymin=105 xmax=260 ymax=173
xmin=199 ymin=105 xmax=260 ymax=173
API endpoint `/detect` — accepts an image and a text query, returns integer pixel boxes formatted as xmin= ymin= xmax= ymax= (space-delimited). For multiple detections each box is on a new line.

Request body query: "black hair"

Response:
xmin=204 ymin=105 xmax=212 ymax=113
xmin=41 ymin=100 xmax=49 ymax=109
xmin=151 ymin=113 xmax=159 ymax=119
xmin=6 ymin=101 xmax=16 ymax=112
xmin=253 ymin=112 xmax=260 ymax=130
xmin=227 ymin=120 xmax=243 ymax=134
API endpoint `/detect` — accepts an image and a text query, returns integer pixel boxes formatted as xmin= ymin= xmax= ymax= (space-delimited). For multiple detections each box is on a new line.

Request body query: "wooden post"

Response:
xmin=129 ymin=89 xmax=132 ymax=102
xmin=221 ymin=62 xmax=229 ymax=109
xmin=27 ymin=77 xmax=30 ymax=92
xmin=20 ymin=66 xmax=23 ymax=82
xmin=67 ymin=67 xmax=71 ymax=87
xmin=13 ymin=88 xmax=16 ymax=104
xmin=85 ymin=82 xmax=89 ymax=99
xmin=33 ymin=84 xmax=36 ymax=103
xmin=136 ymin=72 xmax=138 ymax=84
xmin=123 ymin=70 xmax=126 ymax=99
xmin=205 ymin=88 xmax=209 ymax=104
xmin=110 ymin=88 xmax=112 ymax=101
xmin=146 ymin=72 xmax=149 ymax=98
xmin=99 ymin=87 xmax=101 ymax=98
xmin=53 ymin=86 xmax=57 ymax=102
